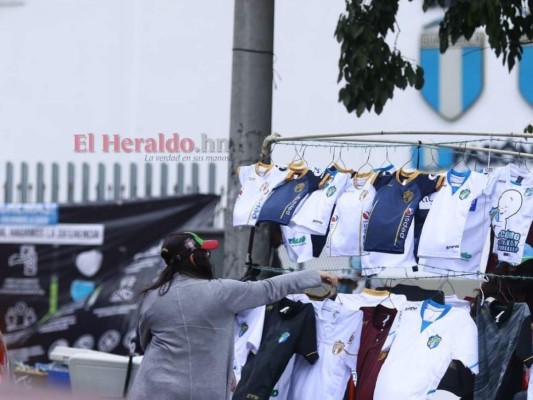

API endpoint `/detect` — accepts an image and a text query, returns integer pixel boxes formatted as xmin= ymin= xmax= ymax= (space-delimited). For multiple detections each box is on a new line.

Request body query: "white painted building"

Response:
xmin=0 ymin=0 xmax=531 ymax=202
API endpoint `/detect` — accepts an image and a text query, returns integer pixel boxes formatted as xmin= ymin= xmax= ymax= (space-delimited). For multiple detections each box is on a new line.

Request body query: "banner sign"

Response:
xmin=0 ymin=204 xmax=59 ymax=225
xmin=0 ymin=195 xmax=219 ymax=364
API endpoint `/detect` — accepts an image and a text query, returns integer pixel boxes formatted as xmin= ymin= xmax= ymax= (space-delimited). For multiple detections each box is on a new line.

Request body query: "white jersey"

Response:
xmin=233 ymin=164 xmax=288 ymax=226
xmin=361 ymin=221 xmax=417 ymax=276
xmin=289 ymin=169 xmax=351 ymax=235
xmin=337 ymin=289 xmax=407 ymax=351
xmin=420 ymin=193 xmax=492 ymax=278
xmin=281 ymin=225 xmax=314 ymax=263
xmin=287 ymin=299 xmax=363 ymax=400
xmin=488 ymin=163 xmax=533 ymax=265
xmin=418 ymin=170 xmax=490 ymax=259
xmin=374 ymin=300 xmax=478 ymax=400
xmin=232 ymin=306 xmax=266 ymax=385
xmin=323 ymin=172 xmax=377 ymax=257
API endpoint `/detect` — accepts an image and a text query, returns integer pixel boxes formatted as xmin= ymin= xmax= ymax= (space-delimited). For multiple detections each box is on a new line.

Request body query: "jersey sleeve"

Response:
xmin=451 ymin=313 xmax=479 ymax=374
xmin=515 ymin=315 xmax=533 ymax=368
xmin=217 ymin=270 xmax=322 ymax=315
xmin=372 ymin=173 xmax=393 ymax=191
xmin=295 ymin=305 xmax=319 ymax=364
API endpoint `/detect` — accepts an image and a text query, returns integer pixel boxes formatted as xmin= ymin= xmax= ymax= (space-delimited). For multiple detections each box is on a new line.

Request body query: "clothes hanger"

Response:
xmin=357 ymin=147 xmax=374 ymax=173
xmin=438 ymin=276 xmax=456 ymax=296
xmin=423 ymin=146 xmax=444 ymax=173
xmin=515 ymin=142 xmax=531 ymax=173
xmin=451 ymin=142 xmax=470 ymax=173
xmin=332 ymin=145 xmax=354 ymax=174
xmin=285 ymin=145 xmax=309 ymax=180
xmin=377 ymin=279 xmax=397 ymax=310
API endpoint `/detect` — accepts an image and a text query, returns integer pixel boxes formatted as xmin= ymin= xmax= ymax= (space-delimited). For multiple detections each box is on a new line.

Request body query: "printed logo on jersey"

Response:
xmin=259 ymin=182 xmax=270 ymax=193
xmin=294 ymin=183 xmax=305 ymax=193
xmin=266 ymin=305 xmax=274 ymax=312
xmin=282 ymin=194 xmax=304 ymax=218
xmin=397 ymin=207 xmax=414 ymax=242
xmin=362 ymin=211 xmax=370 ymax=220
xmin=427 ymin=335 xmax=442 ymax=349
xmin=461 ymin=252 xmax=472 ymax=260
xmin=359 ymin=190 xmax=369 ymax=201
xmin=238 ymin=188 xmax=243 ymax=198
xmin=239 ymin=323 xmax=249 ymax=337
xmin=525 ymin=188 xmax=533 ymax=197
xmin=490 ymin=189 xmax=523 ymax=229
xmin=332 ymin=340 xmax=346 ymax=355
xmin=405 ymin=306 xmax=418 ymax=311
xmin=469 ymin=198 xmax=478 ymax=212
xmin=459 ymin=189 xmax=471 ymax=200
xmin=331 ymin=214 xmax=338 ymax=223
xmin=403 ymin=190 xmax=414 ymax=204
xmin=288 ymin=236 xmax=306 ymax=246
xmin=270 ymin=389 xmax=279 ymax=397
xmin=348 ymin=334 xmax=355 ymax=344
xmin=497 ymin=230 xmax=521 ymax=253
xmin=378 ymin=351 xmax=388 ymax=361
xmin=278 ymin=331 xmax=290 ymax=343
xmin=326 ymin=186 xmax=337 ymax=197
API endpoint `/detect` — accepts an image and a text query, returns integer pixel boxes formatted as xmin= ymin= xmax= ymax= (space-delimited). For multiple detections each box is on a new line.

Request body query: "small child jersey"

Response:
xmin=233 ymin=298 xmax=318 ymax=400
xmin=354 ymin=305 xmax=399 ymax=400
xmin=365 ymin=169 xmax=444 ymax=254
xmin=323 ymin=172 xmax=377 ymax=257
xmin=488 ymin=163 xmax=533 ymax=265
xmin=420 ymin=193 xmax=492 ymax=278
xmin=361 ymin=221 xmax=417 ymax=276
xmin=287 ymin=299 xmax=363 ymax=400
xmin=289 ymin=168 xmax=351 ymax=235
xmin=233 ymin=306 xmax=266 ymax=385
xmin=374 ymin=300 xmax=478 ymax=400
xmin=233 ymin=164 xmax=288 ymax=226
xmin=257 ymin=170 xmax=322 ymax=225
xmin=418 ymin=169 xmax=490 ymax=259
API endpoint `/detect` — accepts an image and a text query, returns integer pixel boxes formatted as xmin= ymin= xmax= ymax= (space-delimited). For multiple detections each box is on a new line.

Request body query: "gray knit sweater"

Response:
xmin=128 ymin=270 xmax=321 ymax=400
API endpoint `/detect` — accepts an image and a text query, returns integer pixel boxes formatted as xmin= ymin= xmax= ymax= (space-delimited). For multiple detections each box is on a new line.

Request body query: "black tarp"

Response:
xmin=0 ymin=194 xmax=219 ymax=364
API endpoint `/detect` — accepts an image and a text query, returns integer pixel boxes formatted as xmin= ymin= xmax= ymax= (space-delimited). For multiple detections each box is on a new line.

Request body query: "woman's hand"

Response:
xmin=318 ymin=271 xmax=339 ymax=288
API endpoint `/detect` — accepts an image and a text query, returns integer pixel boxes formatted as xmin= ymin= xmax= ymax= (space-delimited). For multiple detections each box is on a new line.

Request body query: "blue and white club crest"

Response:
xmin=519 ymin=43 xmax=533 ymax=109
xmin=420 ymin=23 xmax=484 ymax=121
xmin=427 ymin=334 xmax=442 ymax=349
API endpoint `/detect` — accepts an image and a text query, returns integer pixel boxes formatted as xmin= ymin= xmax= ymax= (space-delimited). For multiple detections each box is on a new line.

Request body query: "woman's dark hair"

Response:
xmin=142 ymin=249 xmax=214 ymax=295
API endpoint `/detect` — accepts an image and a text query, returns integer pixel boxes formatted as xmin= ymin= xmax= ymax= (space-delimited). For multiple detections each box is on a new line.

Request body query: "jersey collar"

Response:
xmin=420 ymin=299 xmax=451 ymax=333
xmin=447 ymin=168 xmax=471 ymax=195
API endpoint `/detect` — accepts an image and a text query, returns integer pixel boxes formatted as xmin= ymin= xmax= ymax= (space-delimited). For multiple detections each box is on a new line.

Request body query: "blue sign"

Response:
xmin=0 ymin=204 xmax=58 ymax=225
xmin=420 ymin=28 xmax=484 ymax=120
xmin=519 ymin=44 xmax=533 ymax=108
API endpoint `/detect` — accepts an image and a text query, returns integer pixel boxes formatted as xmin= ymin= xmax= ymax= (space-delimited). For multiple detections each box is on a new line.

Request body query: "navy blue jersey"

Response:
xmin=257 ymin=170 xmax=322 ymax=225
xmin=364 ymin=170 xmax=443 ymax=254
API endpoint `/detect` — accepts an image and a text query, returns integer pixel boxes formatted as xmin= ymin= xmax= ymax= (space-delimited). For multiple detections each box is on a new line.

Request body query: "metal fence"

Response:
xmin=1 ymin=161 xmax=223 ymax=204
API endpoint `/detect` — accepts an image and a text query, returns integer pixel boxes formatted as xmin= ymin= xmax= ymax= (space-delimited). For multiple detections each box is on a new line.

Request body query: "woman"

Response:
xmin=129 ymin=231 xmax=338 ymax=400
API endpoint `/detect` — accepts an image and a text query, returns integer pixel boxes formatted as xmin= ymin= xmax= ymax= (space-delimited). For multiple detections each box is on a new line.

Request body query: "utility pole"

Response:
xmin=224 ymin=0 xmax=275 ymax=278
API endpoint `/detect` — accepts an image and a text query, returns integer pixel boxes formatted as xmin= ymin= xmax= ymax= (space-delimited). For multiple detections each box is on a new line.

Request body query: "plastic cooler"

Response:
xmin=68 ymin=352 xmax=143 ymax=398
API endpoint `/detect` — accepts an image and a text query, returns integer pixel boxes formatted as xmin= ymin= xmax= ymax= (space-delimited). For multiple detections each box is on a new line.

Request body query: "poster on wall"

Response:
xmin=0 ymin=195 xmax=219 ymax=364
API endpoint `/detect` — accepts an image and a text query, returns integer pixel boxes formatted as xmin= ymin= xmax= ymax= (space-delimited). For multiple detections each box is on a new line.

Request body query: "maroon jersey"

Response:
xmin=354 ymin=304 xmax=398 ymax=400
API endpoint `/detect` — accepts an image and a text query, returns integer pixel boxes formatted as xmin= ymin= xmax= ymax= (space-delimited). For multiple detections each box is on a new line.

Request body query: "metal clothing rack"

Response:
xmin=252 ymin=130 xmax=533 ymax=282
xmin=260 ymin=131 xmax=533 ymax=160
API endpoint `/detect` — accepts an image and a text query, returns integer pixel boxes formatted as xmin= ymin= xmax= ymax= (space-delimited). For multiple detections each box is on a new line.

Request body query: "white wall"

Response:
xmin=0 ymin=0 xmax=531 ymax=201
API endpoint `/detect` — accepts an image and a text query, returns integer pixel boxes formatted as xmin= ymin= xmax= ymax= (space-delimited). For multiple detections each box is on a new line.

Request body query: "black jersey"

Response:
xmin=233 ymin=298 xmax=318 ymax=400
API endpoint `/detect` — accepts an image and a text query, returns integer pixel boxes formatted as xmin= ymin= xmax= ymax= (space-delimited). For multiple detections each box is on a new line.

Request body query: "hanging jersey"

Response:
xmin=323 ymin=172 xmax=377 ymax=257
xmin=488 ymin=164 xmax=533 ymax=265
xmin=361 ymin=221 xmax=417 ymax=276
xmin=233 ymin=298 xmax=318 ymax=400
xmin=365 ymin=169 xmax=444 ymax=254
xmin=444 ymin=295 xmax=471 ymax=310
xmin=336 ymin=289 xmax=406 ymax=351
xmin=233 ymin=164 xmax=288 ymax=226
xmin=257 ymin=170 xmax=322 ymax=225
xmin=289 ymin=168 xmax=351 ymax=235
xmin=287 ymin=299 xmax=363 ymax=400
xmin=418 ymin=170 xmax=490 ymax=259
xmin=353 ymin=305 xmax=398 ymax=400
xmin=233 ymin=306 xmax=266 ymax=385
xmin=374 ymin=300 xmax=478 ymax=400
xmin=474 ymin=300 xmax=533 ymax=400
xmin=281 ymin=222 xmax=330 ymax=263
xmin=420 ymin=193 xmax=492 ymax=278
